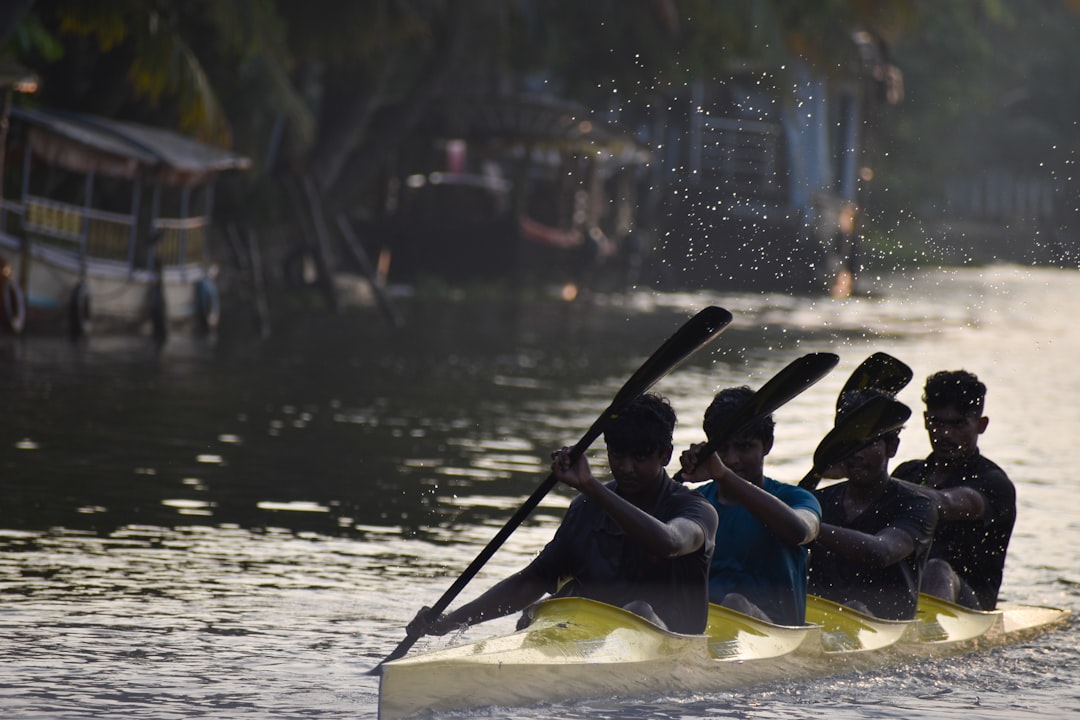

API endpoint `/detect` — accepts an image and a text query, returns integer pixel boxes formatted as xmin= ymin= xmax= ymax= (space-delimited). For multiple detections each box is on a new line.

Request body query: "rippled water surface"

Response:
xmin=1 ymin=264 xmax=1078 ymax=719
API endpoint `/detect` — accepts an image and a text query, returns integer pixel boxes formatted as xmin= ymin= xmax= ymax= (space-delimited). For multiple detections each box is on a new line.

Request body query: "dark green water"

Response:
xmin=0 ymin=265 xmax=1077 ymax=718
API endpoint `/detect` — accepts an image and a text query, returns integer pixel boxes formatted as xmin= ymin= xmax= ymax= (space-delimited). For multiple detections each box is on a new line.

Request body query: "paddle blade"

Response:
xmin=600 ymin=306 xmax=734 ymax=426
xmin=674 ymin=352 xmax=838 ymax=484
xmin=836 ymin=352 xmax=912 ymax=411
xmin=799 ymin=394 xmax=912 ymax=490
xmin=705 ymin=352 xmax=839 ymax=445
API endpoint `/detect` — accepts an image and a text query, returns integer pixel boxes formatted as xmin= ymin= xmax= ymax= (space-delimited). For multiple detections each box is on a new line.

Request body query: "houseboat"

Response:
xmin=356 ymin=92 xmax=651 ymax=298
xmin=0 ymin=106 xmax=249 ymax=338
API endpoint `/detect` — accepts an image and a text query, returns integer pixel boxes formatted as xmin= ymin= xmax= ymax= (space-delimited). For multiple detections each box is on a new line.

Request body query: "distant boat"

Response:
xmin=0 ymin=106 xmax=250 ymax=338
xmin=361 ymin=92 xmax=651 ymax=296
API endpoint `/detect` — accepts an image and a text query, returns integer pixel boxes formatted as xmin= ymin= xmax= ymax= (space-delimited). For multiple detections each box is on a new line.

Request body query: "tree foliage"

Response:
xmin=3 ymin=0 xmax=1078 ymax=235
xmin=869 ymin=0 xmax=1080 ymax=227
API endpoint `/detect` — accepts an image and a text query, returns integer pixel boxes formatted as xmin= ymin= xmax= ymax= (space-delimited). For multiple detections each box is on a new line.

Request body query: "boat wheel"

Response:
xmin=1 ymin=272 xmax=26 ymax=335
xmin=67 ymin=281 xmax=92 ymax=338
xmin=149 ymin=282 xmax=167 ymax=343
xmin=194 ymin=277 xmax=220 ymax=332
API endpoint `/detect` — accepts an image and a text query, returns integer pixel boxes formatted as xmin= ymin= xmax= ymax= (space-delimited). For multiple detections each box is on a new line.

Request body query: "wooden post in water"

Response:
xmin=300 ymin=174 xmax=342 ymax=313
xmin=336 ymin=213 xmax=403 ymax=328
xmin=244 ymin=226 xmax=271 ymax=339
xmin=282 ymin=174 xmax=339 ymax=313
xmin=226 ymin=223 xmax=272 ymax=339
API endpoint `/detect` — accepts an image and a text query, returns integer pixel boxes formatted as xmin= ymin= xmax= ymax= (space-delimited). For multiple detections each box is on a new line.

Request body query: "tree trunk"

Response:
xmin=307 ymin=55 xmax=401 ymax=194
xmin=323 ymin=1 xmax=473 ymax=210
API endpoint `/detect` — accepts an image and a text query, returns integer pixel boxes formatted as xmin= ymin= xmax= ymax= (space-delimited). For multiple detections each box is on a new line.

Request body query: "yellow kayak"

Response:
xmin=377 ymin=595 xmax=1069 ymax=719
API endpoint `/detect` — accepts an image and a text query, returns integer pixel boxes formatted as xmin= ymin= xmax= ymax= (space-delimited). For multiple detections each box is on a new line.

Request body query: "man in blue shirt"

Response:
xmin=679 ymin=386 xmax=821 ymax=626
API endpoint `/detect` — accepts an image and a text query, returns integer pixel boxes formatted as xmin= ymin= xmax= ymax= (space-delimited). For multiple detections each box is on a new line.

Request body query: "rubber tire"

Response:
xmin=68 ymin=281 xmax=92 ymax=339
xmin=194 ymin=277 xmax=220 ymax=332
xmin=1 ymin=275 xmax=26 ymax=335
xmin=150 ymin=282 xmax=167 ymax=343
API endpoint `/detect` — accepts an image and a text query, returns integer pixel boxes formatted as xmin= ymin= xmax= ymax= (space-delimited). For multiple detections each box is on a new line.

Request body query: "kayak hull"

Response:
xmin=377 ymin=595 xmax=1069 ymax=719
xmin=804 ymin=593 xmax=914 ymax=652
xmin=912 ymin=593 xmax=1002 ymax=643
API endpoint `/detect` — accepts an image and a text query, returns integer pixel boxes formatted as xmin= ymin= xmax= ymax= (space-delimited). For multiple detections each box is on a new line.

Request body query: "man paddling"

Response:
xmin=893 ymin=370 xmax=1016 ymax=610
xmin=807 ymin=390 xmax=938 ymax=620
xmin=678 ymin=386 xmax=821 ymax=625
xmin=406 ymin=393 xmax=719 ymax=637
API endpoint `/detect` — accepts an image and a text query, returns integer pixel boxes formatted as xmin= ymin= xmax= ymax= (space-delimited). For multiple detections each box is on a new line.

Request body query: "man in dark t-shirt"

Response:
xmin=810 ymin=476 xmax=937 ymax=619
xmin=807 ymin=391 xmax=938 ymax=620
xmin=528 ymin=463 xmax=717 ymax=634
xmin=893 ymin=370 xmax=1016 ymax=610
xmin=407 ymin=394 xmax=719 ymax=637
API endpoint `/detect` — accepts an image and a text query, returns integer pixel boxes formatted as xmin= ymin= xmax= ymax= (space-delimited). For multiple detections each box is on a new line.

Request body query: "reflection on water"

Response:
xmin=1 ymin=265 xmax=1079 ymax=718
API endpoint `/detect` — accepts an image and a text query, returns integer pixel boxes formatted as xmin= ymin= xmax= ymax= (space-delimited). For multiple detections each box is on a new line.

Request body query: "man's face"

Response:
xmin=924 ymin=405 xmax=987 ymax=462
xmin=718 ymin=435 xmax=772 ymax=484
xmin=841 ymin=435 xmax=896 ymax=487
xmin=607 ymin=445 xmax=670 ymax=499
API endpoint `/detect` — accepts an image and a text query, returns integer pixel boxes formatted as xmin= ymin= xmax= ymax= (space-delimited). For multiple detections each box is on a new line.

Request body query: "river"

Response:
xmin=0 ymin=263 xmax=1077 ymax=719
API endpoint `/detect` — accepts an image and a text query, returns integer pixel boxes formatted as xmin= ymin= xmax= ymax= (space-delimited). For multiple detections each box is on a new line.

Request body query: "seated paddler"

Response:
xmin=677 ymin=386 xmax=821 ymax=625
xmin=807 ymin=390 xmax=938 ymax=620
xmin=406 ymin=393 xmax=720 ymax=637
xmin=893 ymin=370 xmax=1016 ymax=611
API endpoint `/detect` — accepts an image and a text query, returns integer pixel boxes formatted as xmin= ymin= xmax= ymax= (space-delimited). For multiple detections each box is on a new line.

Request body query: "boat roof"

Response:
xmin=9 ymin=106 xmax=251 ymax=186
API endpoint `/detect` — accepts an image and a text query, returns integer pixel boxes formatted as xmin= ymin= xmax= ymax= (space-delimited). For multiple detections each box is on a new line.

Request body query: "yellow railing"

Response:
xmin=151 ymin=220 xmax=207 ymax=265
xmin=86 ymin=216 xmax=135 ymax=262
xmin=25 ymin=198 xmax=84 ymax=241
xmin=20 ymin=196 xmax=207 ymax=265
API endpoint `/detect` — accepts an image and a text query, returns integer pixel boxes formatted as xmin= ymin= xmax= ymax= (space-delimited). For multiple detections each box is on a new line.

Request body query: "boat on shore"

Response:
xmin=377 ymin=594 xmax=1069 ymax=719
xmin=0 ymin=106 xmax=249 ymax=339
